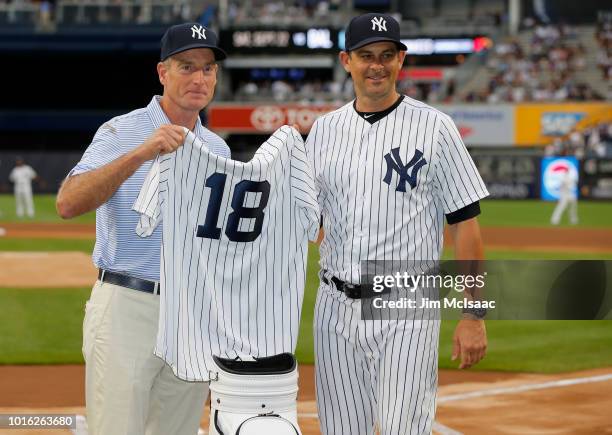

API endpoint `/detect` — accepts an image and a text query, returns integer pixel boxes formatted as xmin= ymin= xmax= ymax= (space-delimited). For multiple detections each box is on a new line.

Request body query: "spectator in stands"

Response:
xmin=271 ymin=79 xmax=293 ymax=102
xmin=547 ymin=122 xmax=612 ymax=160
xmin=571 ymin=44 xmax=587 ymax=70
xmin=38 ymin=0 xmax=53 ymax=30
xmin=594 ymin=19 xmax=612 ymax=80
xmin=242 ymin=81 xmax=259 ymax=98
xmin=468 ymin=21 xmax=601 ymax=103
xmin=532 ymin=81 xmax=551 ymax=101
xmin=596 ymin=46 xmax=611 ymax=79
xmin=224 ymin=0 xmax=343 ymax=26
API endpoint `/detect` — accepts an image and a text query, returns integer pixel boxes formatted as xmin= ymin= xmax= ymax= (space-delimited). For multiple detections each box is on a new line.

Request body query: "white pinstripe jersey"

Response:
xmin=69 ymin=96 xmax=230 ymax=281
xmin=133 ymin=126 xmax=320 ymax=381
xmin=306 ymin=96 xmax=489 ymax=284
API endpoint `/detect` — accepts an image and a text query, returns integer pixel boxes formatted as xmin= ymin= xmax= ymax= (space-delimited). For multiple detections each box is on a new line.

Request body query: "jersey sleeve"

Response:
xmin=433 ymin=113 xmax=489 ymax=214
xmin=288 ymin=126 xmax=320 ymax=241
xmin=133 ymin=156 xmax=162 ymax=237
xmin=304 ymin=119 xmax=323 ymax=195
xmin=68 ymin=120 xmax=125 ymax=177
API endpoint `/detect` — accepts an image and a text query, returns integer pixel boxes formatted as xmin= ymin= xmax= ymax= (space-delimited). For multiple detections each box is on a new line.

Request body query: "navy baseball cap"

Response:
xmin=345 ymin=13 xmax=407 ymax=52
xmin=161 ymin=22 xmax=227 ymax=61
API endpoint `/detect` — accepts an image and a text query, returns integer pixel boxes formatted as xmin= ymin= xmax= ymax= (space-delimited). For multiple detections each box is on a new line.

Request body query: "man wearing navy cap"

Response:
xmin=306 ymin=13 xmax=489 ymax=434
xmin=57 ymin=23 xmax=230 ymax=435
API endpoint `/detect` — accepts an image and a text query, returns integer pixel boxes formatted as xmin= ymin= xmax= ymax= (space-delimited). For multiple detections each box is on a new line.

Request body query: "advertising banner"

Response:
xmin=210 ymin=103 xmax=516 ymax=145
xmin=208 ymin=104 xmax=338 ymax=134
xmin=515 ymin=103 xmax=610 ymax=146
xmin=209 ymin=103 xmax=608 ymax=147
xmin=540 ymin=156 xmax=579 ymax=201
xmin=438 ymin=104 xmax=514 ymax=146
xmin=581 ymin=158 xmax=612 ymax=199
xmin=471 ymin=153 xmax=539 ymax=198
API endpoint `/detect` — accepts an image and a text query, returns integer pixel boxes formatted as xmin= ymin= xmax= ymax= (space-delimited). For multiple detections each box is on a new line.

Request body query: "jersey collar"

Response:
xmin=146 ymin=95 xmax=205 ymax=137
xmin=354 ymin=94 xmax=405 ymax=124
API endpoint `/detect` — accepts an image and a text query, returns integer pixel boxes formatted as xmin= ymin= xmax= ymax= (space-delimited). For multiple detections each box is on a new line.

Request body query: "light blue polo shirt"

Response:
xmin=70 ymin=96 xmax=231 ymax=281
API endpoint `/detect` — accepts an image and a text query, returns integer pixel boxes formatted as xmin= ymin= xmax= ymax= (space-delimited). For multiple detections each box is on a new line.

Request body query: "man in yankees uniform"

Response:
xmin=56 ymin=23 xmax=230 ymax=434
xmin=305 ymin=13 xmax=489 ymax=434
xmin=133 ymin=125 xmax=320 ymax=433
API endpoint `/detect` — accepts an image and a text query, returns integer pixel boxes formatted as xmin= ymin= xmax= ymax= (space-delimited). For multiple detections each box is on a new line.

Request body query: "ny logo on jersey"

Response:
xmin=191 ymin=24 xmax=206 ymax=40
xmin=371 ymin=17 xmax=387 ymax=32
xmin=383 ymin=148 xmax=427 ymax=192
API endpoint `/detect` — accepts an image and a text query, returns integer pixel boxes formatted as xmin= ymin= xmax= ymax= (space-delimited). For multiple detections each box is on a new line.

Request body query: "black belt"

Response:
xmin=98 ymin=269 xmax=160 ymax=295
xmin=321 ymin=274 xmax=363 ymax=299
xmin=321 ymin=270 xmax=389 ymax=299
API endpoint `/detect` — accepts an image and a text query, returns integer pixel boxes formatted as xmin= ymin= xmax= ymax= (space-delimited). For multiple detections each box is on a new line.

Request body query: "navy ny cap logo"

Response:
xmin=371 ymin=16 xmax=387 ymax=32
xmin=190 ymin=24 xmax=206 ymax=40
xmin=345 ymin=13 xmax=407 ymax=52
xmin=160 ymin=22 xmax=227 ymax=61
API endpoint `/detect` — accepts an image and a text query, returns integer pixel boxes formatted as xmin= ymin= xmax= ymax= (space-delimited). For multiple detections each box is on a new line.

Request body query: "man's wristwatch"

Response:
xmin=462 ymin=306 xmax=487 ymax=320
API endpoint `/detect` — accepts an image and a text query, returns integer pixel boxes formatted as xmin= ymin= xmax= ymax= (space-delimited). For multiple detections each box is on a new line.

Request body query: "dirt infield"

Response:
xmin=480 ymin=226 xmax=612 ymax=253
xmin=0 ymin=223 xmax=95 ymax=240
xmin=436 ymin=367 xmax=612 ymax=434
xmin=1 ymin=364 xmax=611 ymax=434
xmin=0 ymin=252 xmax=97 ymax=288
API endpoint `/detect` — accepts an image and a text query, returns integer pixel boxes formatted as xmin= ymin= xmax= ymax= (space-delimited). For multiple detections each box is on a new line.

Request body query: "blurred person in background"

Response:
xmin=9 ymin=157 xmax=37 ymax=218
xmin=551 ymin=167 xmax=579 ymax=225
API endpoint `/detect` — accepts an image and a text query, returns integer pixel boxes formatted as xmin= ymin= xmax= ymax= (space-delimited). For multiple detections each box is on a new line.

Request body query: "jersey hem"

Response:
xmin=153 ymin=349 xmax=212 ymax=382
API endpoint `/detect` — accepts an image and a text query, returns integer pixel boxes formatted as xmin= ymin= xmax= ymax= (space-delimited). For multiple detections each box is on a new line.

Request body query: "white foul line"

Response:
xmin=437 ymin=373 xmax=612 ymax=404
xmin=71 ymin=373 xmax=612 ymax=435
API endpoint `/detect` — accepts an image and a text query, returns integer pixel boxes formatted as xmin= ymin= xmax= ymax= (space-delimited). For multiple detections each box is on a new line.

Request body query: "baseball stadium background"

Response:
xmin=1 ymin=0 xmax=611 ymax=433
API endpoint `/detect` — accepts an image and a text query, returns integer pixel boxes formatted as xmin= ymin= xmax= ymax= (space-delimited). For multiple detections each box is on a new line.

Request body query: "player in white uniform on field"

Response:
xmin=550 ymin=168 xmax=579 ymax=225
xmin=306 ymin=14 xmax=489 ymax=434
xmin=9 ymin=158 xmax=37 ymax=218
xmin=134 ymin=125 xmax=319 ymax=379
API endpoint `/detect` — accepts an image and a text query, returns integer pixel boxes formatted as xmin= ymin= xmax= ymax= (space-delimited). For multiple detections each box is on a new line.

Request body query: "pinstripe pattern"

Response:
xmin=69 ymin=96 xmax=230 ymax=281
xmin=134 ymin=126 xmax=320 ymax=381
xmin=306 ymin=96 xmax=488 ymax=434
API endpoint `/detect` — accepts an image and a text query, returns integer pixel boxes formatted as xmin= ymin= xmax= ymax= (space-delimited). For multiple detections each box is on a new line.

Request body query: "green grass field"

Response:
xmin=479 ymin=199 xmax=612 ymax=228
xmin=0 ymin=288 xmax=90 ymax=364
xmin=0 ymin=194 xmax=95 ymax=224
xmin=1 ymin=195 xmax=611 ymax=227
xmin=0 ymin=195 xmax=611 ymax=371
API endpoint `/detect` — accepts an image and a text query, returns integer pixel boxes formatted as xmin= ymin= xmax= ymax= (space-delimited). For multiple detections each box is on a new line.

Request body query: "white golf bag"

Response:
xmin=208 ymin=353 xmax=301 ymax=435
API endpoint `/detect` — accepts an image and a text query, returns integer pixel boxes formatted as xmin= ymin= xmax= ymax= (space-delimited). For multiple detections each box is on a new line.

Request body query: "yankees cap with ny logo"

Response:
xmin=161 ymin=22 xmax=227 ymax=61
xmin=344 ymin=13 xmax=407 ymax=52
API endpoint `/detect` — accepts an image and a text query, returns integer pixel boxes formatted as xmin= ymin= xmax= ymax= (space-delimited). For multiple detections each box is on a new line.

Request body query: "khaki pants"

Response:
xmin=83 ymin=280 xmax=208 ymax=435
